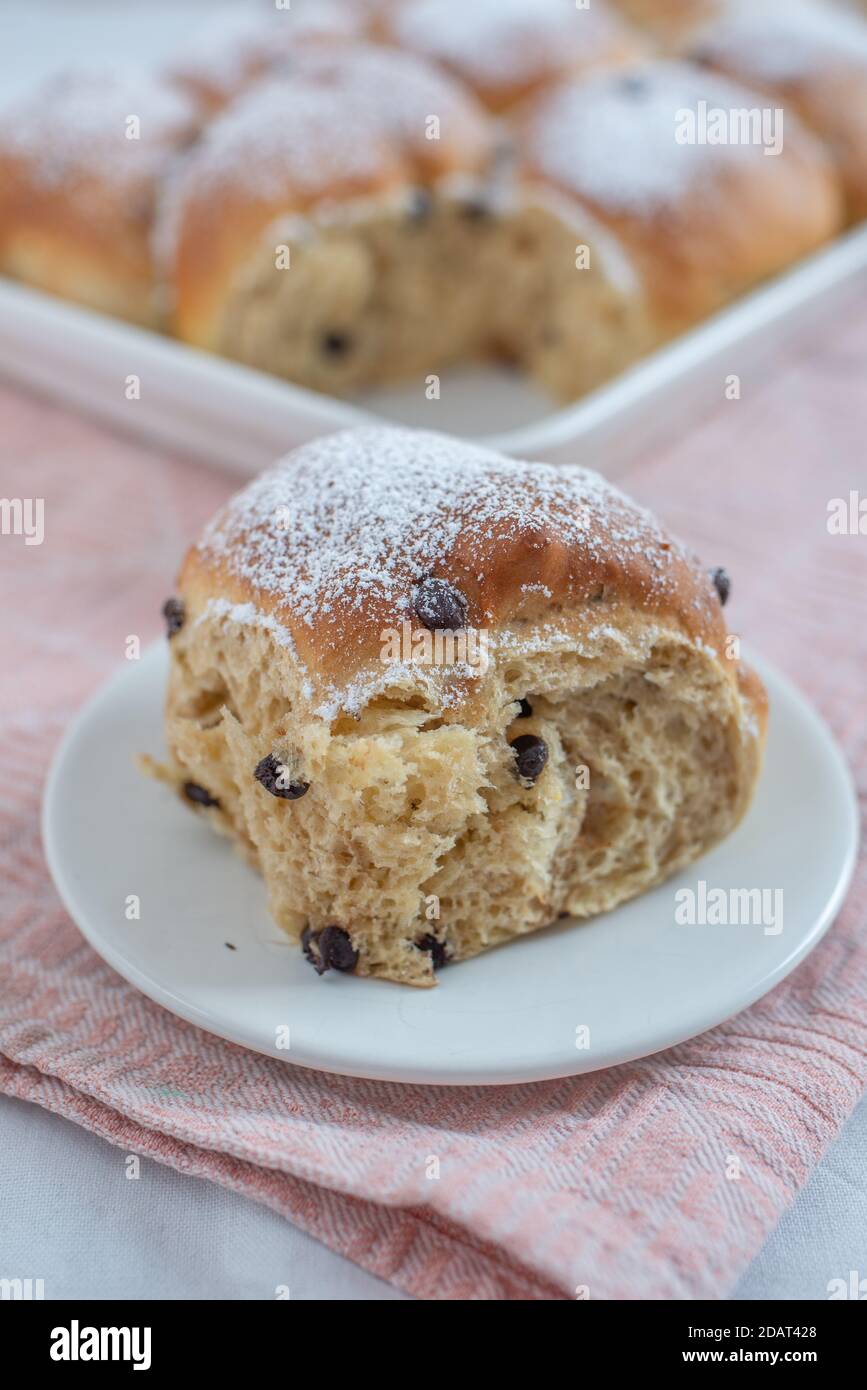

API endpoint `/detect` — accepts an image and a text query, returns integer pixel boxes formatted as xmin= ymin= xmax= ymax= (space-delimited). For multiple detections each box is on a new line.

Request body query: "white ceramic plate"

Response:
xmin=43 ymin=643 xmax=857 ymax=1086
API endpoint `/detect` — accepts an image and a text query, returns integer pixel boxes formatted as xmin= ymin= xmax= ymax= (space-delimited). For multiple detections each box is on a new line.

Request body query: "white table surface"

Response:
xmin=2 ymin=1088 xmax=867 ymax=1301
xmin=1 ymin=0 xmax=865 ymax=1302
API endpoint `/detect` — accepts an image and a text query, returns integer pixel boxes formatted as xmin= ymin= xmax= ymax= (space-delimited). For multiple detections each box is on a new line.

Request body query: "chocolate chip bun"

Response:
xmin=166 ymin=43 xmax=505 ymax=393
xmin=383 ymin=0 xmax=647 ymax=111
xmin=155 ymin=426 xmax=767 ymax=988
xmin=515 ymin=60 xmax=843 ymax=397
xmin=0 ymin=70 xmax=199 ymax=327
xmin=684 ymin=0 xmax=867 ymax=220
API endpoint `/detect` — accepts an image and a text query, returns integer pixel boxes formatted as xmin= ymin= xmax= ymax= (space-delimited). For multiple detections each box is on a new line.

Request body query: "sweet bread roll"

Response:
xmin=167 ymin=37 xmax=644 ymax=401
xmin=167 ymin=43 xmax=505 ymax=392
xmin=168 ymin=1 xmax=365 ymax=115
xmin=515 ymin=60 xmax=844 ymax=395
xmin=683 ymin=0 xmax=867 ymax=220
xmin=155 ymin=425 xmax=767 ymax=988
xmin=384 ymin=0 xmax=647 ymax=110
xmin=0 ymin=70 xmax=199 ymax=328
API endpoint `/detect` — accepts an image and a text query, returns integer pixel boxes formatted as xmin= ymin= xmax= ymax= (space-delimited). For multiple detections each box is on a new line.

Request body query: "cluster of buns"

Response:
xmin=155 ymin=424 xmax=767 ymax=987
xmin=0 ymin=0 xmax=863 ymax=400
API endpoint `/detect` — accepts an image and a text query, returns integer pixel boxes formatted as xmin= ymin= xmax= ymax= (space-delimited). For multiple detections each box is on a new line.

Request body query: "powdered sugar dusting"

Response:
xmin=0 ymin=70 xmax=197 ymax=189
xmin=196 ymin=425 xmax=701 ymax=721
xmin=198 ymin=598 xmax=298 ymax=652
xmin=525 ymin=61 xmax=767 ymax=213
xmin=394 ymin=0 xmax=630 ymax=91
xmin=180 ymin=44 xmax=489 ymax=203
xmin=692 ymin=0 xmax=867 ymax=84
xmin=169 ymin=0 xmax=360 ymax=101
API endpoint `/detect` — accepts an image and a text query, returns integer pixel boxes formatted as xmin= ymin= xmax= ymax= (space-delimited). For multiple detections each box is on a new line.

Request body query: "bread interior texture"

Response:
xmin=214 ymin=191 xmax=653 ymax=403
xmin=162 ymin=607 xmax=757 ymax=986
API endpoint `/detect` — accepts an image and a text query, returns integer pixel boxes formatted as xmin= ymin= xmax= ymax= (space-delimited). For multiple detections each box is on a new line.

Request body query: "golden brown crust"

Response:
xmin=383 ymin=0 xmax=648 ymax=111
xmin=683 ymin=3 xmax=867 ymax=221
xmin=169 ymin=44 xmax=496 ymax=350
xmin=177 ymin=426 xmax=757 ymax=729
xmin=517 ymin=61 xmax=844 ymax=334
xmin=0 ymin=71 xmax=199 ymax=326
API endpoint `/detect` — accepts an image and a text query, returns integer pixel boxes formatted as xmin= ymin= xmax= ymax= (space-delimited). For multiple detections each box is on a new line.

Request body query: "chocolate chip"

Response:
xmin=517 ymin=698 xmax=533 ymax=719
xmin=416 ymin=933 xmax=449 ymax=970
xmin=254 ymin=753 xmax=309 ymax=800
xmin=460 ymin=198 xmax=490 ymax=221
xmin=510 ymin=734 xmax=548 ymax=784
xmin=413 ymin=577 xmax=468 ymax=631
xmin=320 ymin=926 xmax=358 ymax=972
xmin=302 ymin=925 xmax=358 ymax=975
xmin=407 ymin=188 xmax=433 ymax=223
xmin=710 ymin=567 xmax=731 ymax=606
xmin=301 ymin=926 xmax=318 ymax=968
xmin=162 ymin=597 xmax=185 ymax=638
xmin=321 ymin=330 xmax=352 ymax=357
xmin=183 ymin=781 xmax=219 ymax=808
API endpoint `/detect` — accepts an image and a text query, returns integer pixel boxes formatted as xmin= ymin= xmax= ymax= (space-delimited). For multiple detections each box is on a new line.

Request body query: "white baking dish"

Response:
xmin=2 ymin=222 xmax=866 ymax=479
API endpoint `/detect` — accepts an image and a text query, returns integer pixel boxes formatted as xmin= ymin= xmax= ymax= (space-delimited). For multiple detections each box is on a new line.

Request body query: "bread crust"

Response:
xmin=682 ymin=2 xmax=867 ymax=220
xmin=169 ymin=44 xmax=496 ymax=351
xmin=0 ymin=72 xmax=199 ymax=327
xmin=517 ymin=61 xmax=844 ymax=334
xmin=178 ymin=426 xmax=764 ymax=730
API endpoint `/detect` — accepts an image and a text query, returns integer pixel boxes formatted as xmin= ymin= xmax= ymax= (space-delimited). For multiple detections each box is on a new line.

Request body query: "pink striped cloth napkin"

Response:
xmin=1 ymin=302 xmax=866 ymax=1300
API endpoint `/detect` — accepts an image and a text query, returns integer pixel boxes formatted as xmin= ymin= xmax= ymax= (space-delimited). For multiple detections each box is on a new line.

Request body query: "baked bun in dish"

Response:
xmin=0 ymin=70 xmax=199 ymax=327
xmin=684 ymin=0 xmax=867 ymax=220
xmin=515 ymin=59 xmax=843 ymax=395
